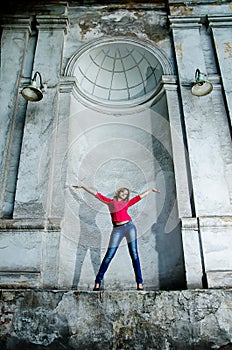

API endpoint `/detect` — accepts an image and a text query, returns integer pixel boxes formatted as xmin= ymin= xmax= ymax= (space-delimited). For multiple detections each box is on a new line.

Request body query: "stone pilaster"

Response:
xmin=14 ymin=16 xmax=69 ymax=218
xmin=0 ymin=16 xmax=32 ymax=218
xmin=48 ymin=77 xmax=77 ymax=218
xmin=181 ymin=218 xmax=203 ymax=288
xmin=169 ymin=16 xmax=231 ymax=217
xmin=208 ymin=15 xmax=232 ymax=127
xmin=164 ymin=76 xmax=204 ymax=288
xmin=163 ymin=75 xmax=192 ymax=218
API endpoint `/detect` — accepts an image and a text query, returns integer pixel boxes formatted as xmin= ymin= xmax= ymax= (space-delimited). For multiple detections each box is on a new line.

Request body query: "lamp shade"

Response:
xmin=21 ymin=71 xmax=44 ymax=102
xmin=191 ymin=69 xmax=213 ymax=97
xmin=21 ymin=81 xmax=43 ymax=102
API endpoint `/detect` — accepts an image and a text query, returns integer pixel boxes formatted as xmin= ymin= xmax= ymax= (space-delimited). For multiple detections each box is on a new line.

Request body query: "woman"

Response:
xmin=72 ymin=185 xmax=160 ymax=291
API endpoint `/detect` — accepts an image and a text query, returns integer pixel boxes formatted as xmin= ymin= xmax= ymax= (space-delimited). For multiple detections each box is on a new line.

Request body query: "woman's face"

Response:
xmin=117 ymin=189 xmax=129 ymax=201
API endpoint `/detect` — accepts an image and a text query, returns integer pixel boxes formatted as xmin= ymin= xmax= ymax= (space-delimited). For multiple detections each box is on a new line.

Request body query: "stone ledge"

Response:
xmin=0 ymin=272 xmax=41 ymax=289
xmin=1 ymin=288 xmax=232 ymax=349
xmin=0 ymin=218 xmax=61 ymax=231
xmin=199 ymin=216 xmax=232 ymax=228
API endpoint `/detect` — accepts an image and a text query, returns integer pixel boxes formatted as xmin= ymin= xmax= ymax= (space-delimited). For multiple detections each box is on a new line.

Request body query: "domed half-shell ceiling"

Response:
xmin=72 ymin=40 xmax=163 ymax=106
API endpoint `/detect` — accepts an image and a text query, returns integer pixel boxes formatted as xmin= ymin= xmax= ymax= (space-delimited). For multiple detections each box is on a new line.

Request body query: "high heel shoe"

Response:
xmin=137 ymin=284 xmax=144 ymax=291
xmin=93 ymin=284 xmax=100 ymax=291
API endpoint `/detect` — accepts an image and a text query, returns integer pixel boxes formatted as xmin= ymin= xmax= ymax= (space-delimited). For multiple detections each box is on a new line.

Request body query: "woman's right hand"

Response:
xmin=72 ymin=185 xmax=97 ymax=196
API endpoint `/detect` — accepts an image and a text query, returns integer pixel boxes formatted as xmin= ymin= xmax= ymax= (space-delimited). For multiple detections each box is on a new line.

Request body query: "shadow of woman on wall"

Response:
xmin=69 ymin=188 xmax=102 ymax=290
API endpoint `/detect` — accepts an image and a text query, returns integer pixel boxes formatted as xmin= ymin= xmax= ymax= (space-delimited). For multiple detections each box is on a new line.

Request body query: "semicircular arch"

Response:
xmin=64 ymin=37 xmax=173 ymax=109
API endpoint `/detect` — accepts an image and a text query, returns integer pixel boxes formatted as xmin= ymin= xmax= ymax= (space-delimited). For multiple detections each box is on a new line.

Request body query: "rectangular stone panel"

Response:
xmin=199 ymin=216 xmax=232 ymax=288
xmin=207 ymin=271 xmax=232 ymax=289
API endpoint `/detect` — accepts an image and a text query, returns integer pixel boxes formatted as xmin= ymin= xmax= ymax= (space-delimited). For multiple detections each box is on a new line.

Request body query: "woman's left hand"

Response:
xmin=152 ymin=188 xmax=160 ymax=193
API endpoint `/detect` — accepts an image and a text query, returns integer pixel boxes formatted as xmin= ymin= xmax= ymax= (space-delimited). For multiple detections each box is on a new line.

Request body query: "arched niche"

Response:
xmin=64 ymin=36 xmax=173 ymax=112
xmin=59 ymin=37 xmax=186 ymax=290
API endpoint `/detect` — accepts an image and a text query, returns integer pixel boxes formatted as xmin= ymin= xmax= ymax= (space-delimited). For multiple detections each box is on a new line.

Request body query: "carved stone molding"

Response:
xmin=208 ymin=15 xmax=232 ymax=28
xmin=169 ymin=16 xmax=202 ymax=29
xmin=0 ymin=15 xmax=32 ymax=32
xmin=36 ymin=15 xmax=69 ymax=32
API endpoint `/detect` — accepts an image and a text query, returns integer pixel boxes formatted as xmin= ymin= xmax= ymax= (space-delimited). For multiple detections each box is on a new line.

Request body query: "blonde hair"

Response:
xmin=113 ymin=187 xmax=130 ymax=202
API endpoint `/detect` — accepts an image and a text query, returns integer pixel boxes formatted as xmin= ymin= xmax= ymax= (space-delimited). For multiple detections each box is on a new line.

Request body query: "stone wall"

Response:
xmin=0 ymin=2 xmax=232 ymax=349
xmin=1 ymin=289 xmax=232 ymax=349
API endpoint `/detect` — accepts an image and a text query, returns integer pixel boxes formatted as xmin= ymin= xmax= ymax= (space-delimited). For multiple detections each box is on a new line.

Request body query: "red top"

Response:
xmin=96 ymin=192 xmax=141 ymax=223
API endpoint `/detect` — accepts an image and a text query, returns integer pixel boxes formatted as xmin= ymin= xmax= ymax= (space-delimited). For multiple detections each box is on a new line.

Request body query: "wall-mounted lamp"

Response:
xmin=21 ymin=71 xmax=45 ymax=102
xmin=191 ymin=69 xmax=213 ymax=97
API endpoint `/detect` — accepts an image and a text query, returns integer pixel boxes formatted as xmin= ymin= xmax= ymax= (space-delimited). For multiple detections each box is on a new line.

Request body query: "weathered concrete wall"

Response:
xmin=0 ymin=0 xmax=232 ymax=291
xmin=1 ymin=289 xmax=232 ymax=349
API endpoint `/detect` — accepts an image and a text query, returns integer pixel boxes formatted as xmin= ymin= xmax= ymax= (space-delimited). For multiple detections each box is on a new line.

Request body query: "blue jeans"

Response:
xmin=95 ymin=221 xmax=143 ymax=284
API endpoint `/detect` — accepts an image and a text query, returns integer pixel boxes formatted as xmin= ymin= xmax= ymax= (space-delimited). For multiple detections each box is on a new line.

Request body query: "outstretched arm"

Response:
xmin=139 ymin=188 xmax=160 ymax=199
xmin=72 ymin=185 xmax=97 ymax=196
